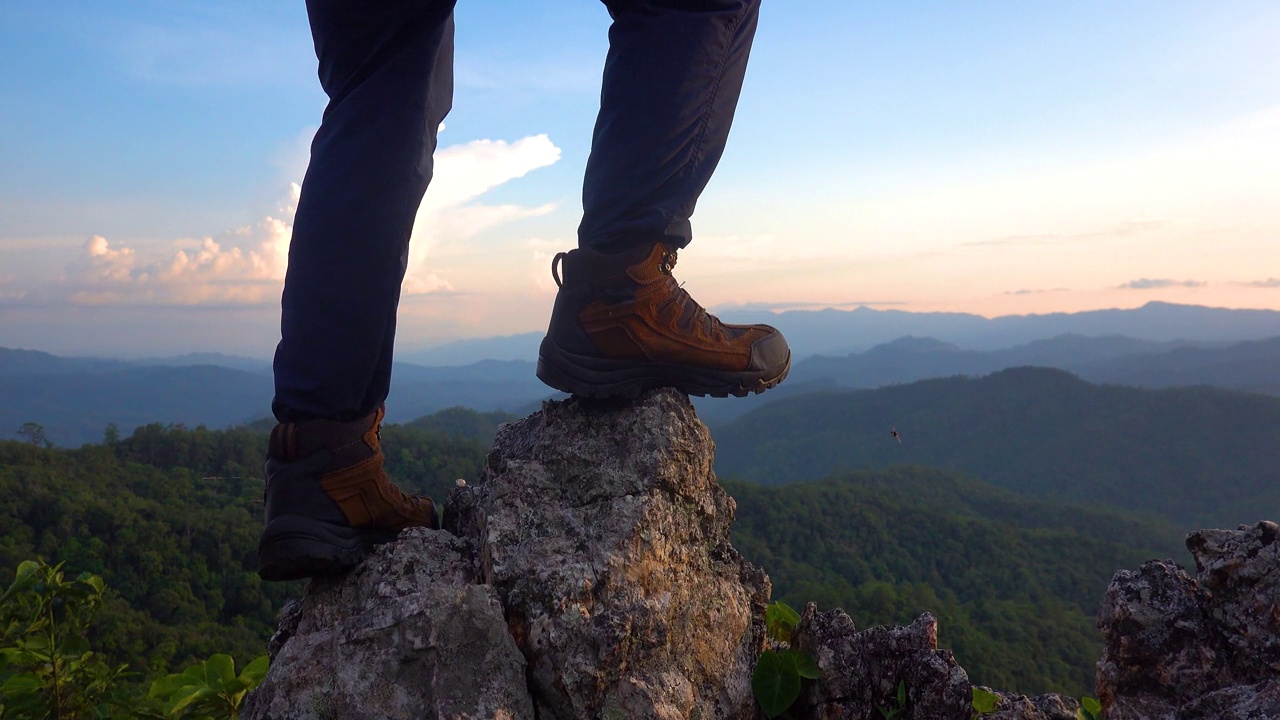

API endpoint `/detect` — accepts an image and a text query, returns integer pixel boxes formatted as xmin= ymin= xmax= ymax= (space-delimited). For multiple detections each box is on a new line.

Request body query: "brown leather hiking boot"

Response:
xmin=537 ymin=242 xmax=790 ymax=398
xmin=257 ymin=406 xmax=438 ymax=581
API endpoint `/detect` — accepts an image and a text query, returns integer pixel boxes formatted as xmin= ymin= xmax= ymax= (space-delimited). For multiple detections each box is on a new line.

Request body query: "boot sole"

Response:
xmin=536 ymin=338 xmax=790 ymax=399
xmin=257 ymin=514 xmax=397 ymax=582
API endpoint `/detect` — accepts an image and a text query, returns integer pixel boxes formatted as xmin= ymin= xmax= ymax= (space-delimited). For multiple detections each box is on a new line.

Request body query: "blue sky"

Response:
xmin=1 ymin=1 xmax=1278 ymax=356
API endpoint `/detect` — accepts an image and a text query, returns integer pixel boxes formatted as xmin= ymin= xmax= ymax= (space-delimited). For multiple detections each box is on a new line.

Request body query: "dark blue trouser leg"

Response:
xmin=579 ymin=0 xmax=761 ymax=253
xmin=273 ymin=0 xmax=456 ymax=423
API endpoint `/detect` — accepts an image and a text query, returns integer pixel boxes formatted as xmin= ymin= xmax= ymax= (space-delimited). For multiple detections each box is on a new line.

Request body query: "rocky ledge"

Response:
xmin=1097 ymin=520 xmax=1280 ymax=720
xmin=244 ymin=390 xmax=1279 ymax=720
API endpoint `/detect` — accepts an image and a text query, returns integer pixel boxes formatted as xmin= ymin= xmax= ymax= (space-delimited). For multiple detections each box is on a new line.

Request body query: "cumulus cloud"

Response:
xmin=51 ymin=134 xmax=561 ymax=306
xmin=406 ymin=134 xmax=561 ymax=295
xmin=63 ymin=186 xmax=297 ymax=306
xmin=1117 ymin=278 xmax=1207 ymax=290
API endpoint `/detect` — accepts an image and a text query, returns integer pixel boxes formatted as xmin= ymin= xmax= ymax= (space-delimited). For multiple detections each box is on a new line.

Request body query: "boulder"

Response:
xmin=243 ymin=528 xmax=534 ymax=720
xmin=1096 ymin=521 xmax=1280 ymax=720
xmin=976 ymin=688 xmax=1079 ymax=720
xmin=790 ymin=604 xmax=972 ymax=720
xmin=245 ymin=389 xmax=770 ymax=720
xmin=445 ymin=390 xmax=770 ymax=719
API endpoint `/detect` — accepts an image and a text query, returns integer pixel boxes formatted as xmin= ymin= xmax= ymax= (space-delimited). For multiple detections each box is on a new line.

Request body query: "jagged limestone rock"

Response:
xmin=444 ymin=389 xmax=770 ymax=720
xmin=1097 ymin=521 xmax=1280 ymax=720
xmin=243 ymin=528 xmax=534 ymax=720
xmin=977 ymin=687 xmax=1079 ymax=720
xmin=790 ymin=604 xmax=972 ymax=720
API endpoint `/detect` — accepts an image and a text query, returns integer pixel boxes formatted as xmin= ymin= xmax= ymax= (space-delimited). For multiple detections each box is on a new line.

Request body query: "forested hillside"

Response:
xmin=0 ymin=412 xmax=492 ymax=681
xmin=2 ymin=407 xmax=1192 ymax=699
xmin=715 ymin=367 xmax=1280 ymax=528
xmin=727 ymin=468 xmax=1185 ymax=696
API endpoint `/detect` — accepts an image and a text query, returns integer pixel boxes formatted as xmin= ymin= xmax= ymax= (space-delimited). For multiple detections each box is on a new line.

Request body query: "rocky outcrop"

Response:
xmin=1096 ymin=521 xmax=1280 ymax=720
xmin=977 ymin=688 xmax=1080 ymax=720
xmin=245 ymin=390 xmax=769 ymax=720
xmin=790 ymin=605 xmax=973 ymax=720
xmin=244 ymin=386 xmax=1280 ymax=720
xmin=446 ymin=390 xmax=770 ymax=719
xmin=243 ymin=529 xmax=534 ymax=720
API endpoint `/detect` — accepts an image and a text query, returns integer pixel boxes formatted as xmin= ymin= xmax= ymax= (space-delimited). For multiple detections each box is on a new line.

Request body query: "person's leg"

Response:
xmin=537 ymin=0 xmax=790 ymax=399
xmin=578 ymin=0 xmax=760 ymax=253
xmin=273 ymin=0 xmax=456 ymax=424
xmin=260 ymin=0 xmax=456 ymax=582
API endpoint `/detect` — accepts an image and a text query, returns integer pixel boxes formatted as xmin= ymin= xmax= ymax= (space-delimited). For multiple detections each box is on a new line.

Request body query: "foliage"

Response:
xmin=970 ymin=686 xmax=1000 ymax=715
xmin=1076 ymin=696 xmax=1102 ymax=720
xmin=752 ymin=602 xmax=819 ymax=719
xmin=876 ymin=680 xmax=907 ymax=719
xmin=148 ymin=654 xmax=268 ymax=719
xmin=14 ymin=423 xmax=50 ymax=449
xmin=713 ymin=367 xmax=1280 ymax=528
xmin=0 ymin=560 xmax=134 ymax=719
xmin=727 ymin=468 xmax=1183 ymax=696
xmin=0 ymin=413 xmax=490 ymax=679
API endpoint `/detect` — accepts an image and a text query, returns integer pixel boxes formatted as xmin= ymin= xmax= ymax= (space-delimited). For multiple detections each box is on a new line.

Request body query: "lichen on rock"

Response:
xmin=790 ymin=604 xmax=973 ymax=720
xmin=445 ymin=389 xmax=770 ymax=720
xmin=1096 ymin=520 xmax=1280 ymax=720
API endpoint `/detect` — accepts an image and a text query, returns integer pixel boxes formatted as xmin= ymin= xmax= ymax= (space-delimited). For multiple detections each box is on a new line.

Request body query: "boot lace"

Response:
xmin=657 ymin=250 xmax=723 ymax=339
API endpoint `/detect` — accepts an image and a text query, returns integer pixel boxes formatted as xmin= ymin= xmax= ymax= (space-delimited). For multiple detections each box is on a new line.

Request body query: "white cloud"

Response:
xmin=1117 ymin=278 xmax=1207 ymax=290
xmin=44 ymin=135 xmax=560 ymax=306
xmin=62 ymin=186 xmax=297 ymax=306
xmin=403 ymin=134 xmax=561 ymax=295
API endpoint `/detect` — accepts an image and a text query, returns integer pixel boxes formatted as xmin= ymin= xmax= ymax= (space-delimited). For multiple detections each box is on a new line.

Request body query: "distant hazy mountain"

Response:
xmin=0 ymin=364 xmax=273 ymax=448
xmin=783 ymin=334 xmax=1279 ymax=398
xmin=398 ymin=332 xmax=544 ymax=366
xmin=0 ymin=349 xmax=552 ymax=447
xmin=718 ymin=301 xmax=1280 ymax=357
xmin=395 ymin=302 xmax=1280 ymax=366
xmin=712 ymin=367 xmax=1280 ymax=529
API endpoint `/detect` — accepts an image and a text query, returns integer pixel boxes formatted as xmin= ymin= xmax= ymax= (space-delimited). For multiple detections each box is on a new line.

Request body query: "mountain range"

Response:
xmin=397 ymin=301 xmax=1280 ymax=365
xmin=713 ymin=366 xmax=1280 ymax=529
xmin=4 ymin=302 xmax=1280 ymax=446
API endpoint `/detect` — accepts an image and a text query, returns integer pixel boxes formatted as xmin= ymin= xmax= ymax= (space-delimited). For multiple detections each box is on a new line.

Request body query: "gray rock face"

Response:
xmin=1097 ymin=521 xmax=1280 ymax=720
xmin=790 ymin=604 xmax=972 ymax=720
xmin=243 ymin=528 xmax=534 ymax=720
xmin=977 ymin=688 xmax=1080 ymax=720
xmin=245 ymin=390 xmax=769 ymax=720
xmin=446 ymin=390 xmax=770 ymax=720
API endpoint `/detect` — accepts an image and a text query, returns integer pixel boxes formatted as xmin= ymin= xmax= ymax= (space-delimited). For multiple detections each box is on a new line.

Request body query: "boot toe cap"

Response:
xmin=748 ymin=326 xmax=790 ymax=374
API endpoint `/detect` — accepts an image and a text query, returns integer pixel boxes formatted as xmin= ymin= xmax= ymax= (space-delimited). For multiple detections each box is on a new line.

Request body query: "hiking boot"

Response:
xmin=257 ymin=406 xmax=438 ymax=581
xmin=537 ymin=242 xmax=790 ymax=398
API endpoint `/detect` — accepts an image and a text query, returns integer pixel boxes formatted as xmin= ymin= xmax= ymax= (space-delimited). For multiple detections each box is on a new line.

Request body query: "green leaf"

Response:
xmin=240 ymin=655 xmax=269 ymax=686
xmin=971 ymin=687 xmax=1000 ymax=714
xmin=752 ymin=649 xmax=801 ymax=719
xmin=204 ymin=653 xmax=237 ymax=691
xmin=150 ymin=673 xmax=194 ymax=699
xmin=58 ymin=632 xmax=91 ymax=657
xmin=765 ymin=601 xmax=801 ymax=644
xmin=77 ymin=573 xmax=105 ymax=595
xmin=166 ymin=685 xmax=214 ymax=716
xmin=897 ymin=680 xmax=907 ymax=706
xmin=1077 ymin=696 xmax=1102 ymax=720
xmin=0 ymin=673 xmax=43 ymax=694
xmin=23 ymin=633 xmax=50 ymax=651
xmin=778 ymin=648 xmax=820 ymax=680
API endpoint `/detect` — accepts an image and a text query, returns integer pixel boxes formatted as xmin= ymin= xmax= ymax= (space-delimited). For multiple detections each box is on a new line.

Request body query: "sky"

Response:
xmin=1 ymin=0 xmax=1278 ymax=358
